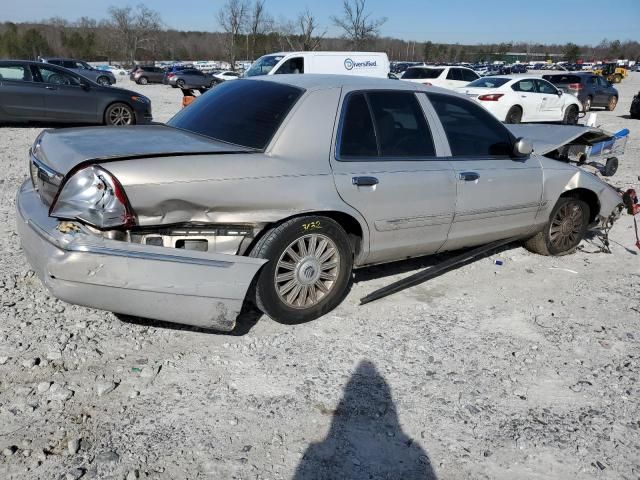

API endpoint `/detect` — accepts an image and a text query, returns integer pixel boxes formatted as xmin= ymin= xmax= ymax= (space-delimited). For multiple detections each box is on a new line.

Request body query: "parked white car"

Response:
xmin=401 ymin=66 xmax=479 ymax=89
xmin=212 ymin=70 xmax=241 ymax=81
xmin=457 ymin=76 xmax=583 ymax=124
xmin=99 ymin=65 xmax=128 ymax=77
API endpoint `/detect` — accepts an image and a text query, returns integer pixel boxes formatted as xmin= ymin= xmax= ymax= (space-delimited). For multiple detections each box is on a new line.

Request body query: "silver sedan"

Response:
xmin=17 ymin=75 xmax=623 ymax=331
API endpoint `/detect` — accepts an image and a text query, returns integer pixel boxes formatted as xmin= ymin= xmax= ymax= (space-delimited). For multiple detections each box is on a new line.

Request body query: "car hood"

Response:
xmin=504 ymin=124 xmax=614 ymax=155
xmin=33 ymin=124 xmax=255 ymax=175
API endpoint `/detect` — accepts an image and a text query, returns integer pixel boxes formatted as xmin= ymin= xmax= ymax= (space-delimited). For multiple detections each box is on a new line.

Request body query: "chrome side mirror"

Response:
xmin=513 ymin=137 xmax=533 ymax=157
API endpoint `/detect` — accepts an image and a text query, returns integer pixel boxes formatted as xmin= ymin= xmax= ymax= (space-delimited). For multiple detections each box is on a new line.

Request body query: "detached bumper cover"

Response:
xmin=16 ymin=181 xmax=266 ymax=331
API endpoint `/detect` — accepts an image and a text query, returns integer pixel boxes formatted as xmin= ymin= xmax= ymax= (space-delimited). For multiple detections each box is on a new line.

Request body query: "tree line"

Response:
xmin=0 ymin=0 xmax=638 ymax=68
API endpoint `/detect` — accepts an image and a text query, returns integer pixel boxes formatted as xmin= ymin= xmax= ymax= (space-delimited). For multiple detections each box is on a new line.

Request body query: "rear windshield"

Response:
xmin=402 ymin=68 xmax=443 ymax=79
xmin=543 ymin=74 xmax=581 ymax=85
xmin=167 ymin=80 xmax=304 ymax=150
xmin=466 ymin=77 xmax=510 ymax=88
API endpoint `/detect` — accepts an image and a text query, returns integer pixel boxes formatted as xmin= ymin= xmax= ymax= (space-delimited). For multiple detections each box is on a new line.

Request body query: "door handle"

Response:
xmin=45 ymin=86 xmax=57 ymax=90
xmin=352 ymin=176 xmax=379 ymax=187
xmin=459 ymin=172 xmax=480 ymax=182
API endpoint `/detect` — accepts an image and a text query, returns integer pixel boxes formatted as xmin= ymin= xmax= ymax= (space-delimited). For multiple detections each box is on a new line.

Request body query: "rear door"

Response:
xmin=0 ymin=62 xmax=46 ymax=120
xmin=330 ymin=89 xmax=456 ymax=264
xmin=426 ymin=92 xmax=543 ymax=252
xmin=511 ymin=79 xmax=541 ymax=121
xmin=33 ymin=64 xmax=98 ymax=123
xmin=534 ymin=79 xmax=563 ymax=121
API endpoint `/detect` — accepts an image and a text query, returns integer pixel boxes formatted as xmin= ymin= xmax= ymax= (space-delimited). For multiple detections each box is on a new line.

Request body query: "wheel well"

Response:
xmin=243 ymin=211 xmax=365 ymax=258
xmin=560 ymin=188 xmax=600 ymax=223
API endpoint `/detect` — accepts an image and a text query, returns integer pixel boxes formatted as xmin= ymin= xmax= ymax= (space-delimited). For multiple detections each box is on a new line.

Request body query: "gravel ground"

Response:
xmin=1 ymin=74 xmax=639 ymax=480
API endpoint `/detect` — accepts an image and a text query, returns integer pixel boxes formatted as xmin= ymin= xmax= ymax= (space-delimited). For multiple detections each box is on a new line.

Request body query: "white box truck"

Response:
xmin=244 ymin=51 xmax=390 ymax=79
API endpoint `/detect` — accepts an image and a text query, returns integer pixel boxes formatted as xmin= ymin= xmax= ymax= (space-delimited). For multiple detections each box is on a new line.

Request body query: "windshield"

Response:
xmin=466 ymin=77 xmax=510 ymax=88
xmin=402 ymin=68 xmax=443 ymax=79
xmin=167 ymin=80 xmax=304 ymax=150
xmin=244 ymin=55 xmax=285 ymax=77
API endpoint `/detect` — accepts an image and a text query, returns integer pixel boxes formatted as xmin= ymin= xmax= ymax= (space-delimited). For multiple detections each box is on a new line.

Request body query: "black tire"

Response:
xmin=603 ymin=157 xmax=618 ymax=177
xmin=583 ymin=96 xmax=592 ymax=112
xmin=96 ymin=76 xmax=111 ymax=86
xmin=505 ymin=106 xmax=522 ymax=124
xmin=562 ymin=104 xmax=579 ymax=125
xmin=605 ymin=96 xmax=618 ymax=111
xmin=176 ymin=79 xmax=185 ymax=88
xmin=249 ymin=216 xmax=353 ymax=324
xmin=138 ymin=76 xmax=148 ymax=85
xmin=104 ymin=102 xmax=135 ymax=126
xmin=524 ymin=197 xmax=590 ymax=256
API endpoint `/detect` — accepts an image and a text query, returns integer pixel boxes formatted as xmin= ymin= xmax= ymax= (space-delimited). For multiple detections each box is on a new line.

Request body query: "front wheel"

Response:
xmin=104 ymin=103 xmax=135 ymax=126
xmin=250 ymin=216 xmax=353 ymax=324
xmin=96 ymin=76 xmax=111 ymax=86
xmin=524 ymin=197 xmax=590 ymax=256
xmin=562 ymin=105 xmax=579 ymax=125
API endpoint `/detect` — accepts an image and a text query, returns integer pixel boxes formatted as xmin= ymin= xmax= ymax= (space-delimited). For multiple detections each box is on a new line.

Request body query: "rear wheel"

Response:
xmin=104 ymin=103 xmax=135 ymax=126
xmin=562 ymin=104 xmax=579 ymax=125
xmin=605 ymin=96 xmax=618 ymax=111
xmin=176 ymin=79 xmax=185 ymax=88
xmin=96 ymin=76 xmax=111 ymax=86
xmin=524 ymin=197 xmax=590 ymax=256
xmin=505 ymin=106 xmax=522 ymax=124
xmin=250 ymin=216 xmax=353 ymax=324
xmin=138 ymin=76 xmax=148 ymax=85
xmin=583 ymin=96 xmax=592 ymax=112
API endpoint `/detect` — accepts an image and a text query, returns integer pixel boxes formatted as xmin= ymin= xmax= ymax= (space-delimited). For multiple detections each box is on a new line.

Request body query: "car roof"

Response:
xmin=250 ymin=73 xmax=453 ymax=96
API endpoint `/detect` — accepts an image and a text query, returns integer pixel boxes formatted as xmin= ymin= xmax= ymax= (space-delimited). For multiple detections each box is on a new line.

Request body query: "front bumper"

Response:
xmin=16 ymin=181 xmax=266 ymax=331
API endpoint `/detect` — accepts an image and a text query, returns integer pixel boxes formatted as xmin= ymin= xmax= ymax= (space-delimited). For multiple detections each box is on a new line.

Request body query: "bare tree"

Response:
xmin=277 ymin=8 xmax=325 ymax=52
xmin=248 ymin=0 xmax=273 ymax=59
xmin=107 ymin=3 xmax=163 ymax=65
xmin=217 ymin=0 xmax=249 ymax=69
xmin=331 ymin=0 xmax=387 ymax=50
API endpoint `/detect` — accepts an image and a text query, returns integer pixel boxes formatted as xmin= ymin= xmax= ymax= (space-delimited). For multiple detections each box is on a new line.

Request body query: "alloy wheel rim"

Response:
xmin=549 ymin=203 xmax=583 ymax=251
xmin=274 ymin=233 xmax=340 ymax=309
xmin=610 ymin=97 xmax=617 ymax=109
xmin=109 ymin=106 xmax=132 ymax=126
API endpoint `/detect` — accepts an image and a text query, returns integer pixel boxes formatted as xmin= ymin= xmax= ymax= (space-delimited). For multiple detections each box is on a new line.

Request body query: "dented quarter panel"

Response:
xmin=103 ymin=87 xmax=372 ymax=263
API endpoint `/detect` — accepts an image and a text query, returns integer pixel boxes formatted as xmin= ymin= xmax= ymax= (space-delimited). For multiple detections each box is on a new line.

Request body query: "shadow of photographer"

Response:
xmin=293 ymin=360 xmax=437 ymax=480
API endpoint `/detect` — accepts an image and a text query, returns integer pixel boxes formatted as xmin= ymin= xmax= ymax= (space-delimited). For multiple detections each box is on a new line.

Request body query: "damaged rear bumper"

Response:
xmin=16 ymin=181 xmax=266 ymax=331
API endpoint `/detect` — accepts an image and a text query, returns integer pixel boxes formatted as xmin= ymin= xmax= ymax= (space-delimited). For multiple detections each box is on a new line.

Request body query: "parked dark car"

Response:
xmin=511 ymin=64 xmax=528 ymax=74
xmin=631 ymin=91 xmax=640 ymax=119
xmin=40 ymin=57 xmax=116 ymax=86
xmin=543 ymin=72 xmax=619 ymax=111
xmin=0 ymin=60 xmax=152 ymax=125
xmin=130 ymin=65 xmax=165 ymax=84
xmin=164 ymin=68 xmax=217 ymax=88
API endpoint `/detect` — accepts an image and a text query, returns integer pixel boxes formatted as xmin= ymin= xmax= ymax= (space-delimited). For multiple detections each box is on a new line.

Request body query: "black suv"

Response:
xmin=543 ymin=72 xmax=619 ymax=111
xmin=631 ymin=91 xmax=640 ymax=119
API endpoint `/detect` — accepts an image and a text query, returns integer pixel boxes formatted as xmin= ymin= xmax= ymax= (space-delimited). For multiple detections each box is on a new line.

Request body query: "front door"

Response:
xmin=535 ymin=79 xmax=564 ymax=121
xmin=426 ymin=92 xmax=543 ymax=252
xmin=33 ymin=65 xmax=98 ymax=123
xmin=330 ymin=89 xmax=456 ymax=265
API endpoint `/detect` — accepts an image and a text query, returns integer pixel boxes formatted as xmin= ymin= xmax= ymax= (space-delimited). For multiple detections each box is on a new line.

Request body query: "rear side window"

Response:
xmin=368 ymin=91 xmax=435 ymax=157
xmin=446 ymin=68 xmax=462 ymax=81
xmin=427 ymin=93 xmax=513 ymax=157
xmin=512 ymin=80 xmax=536 ymax=92
xmin=0 ymin=64 xmax=29 ymax=81
xmin=461 ymin=69 xmax=479 ymax=82
xmin=339 ymin=91 xmax=435 ymax=159
xmin=167 ymin=80 xmax=303 ymax=150
xmin=543 ymin=74 xmax=580 ymax=85
xmin=339 ymin=93 xmax=378 ymax=157
xmin=402 ymin=68 xmax=443 ymax=79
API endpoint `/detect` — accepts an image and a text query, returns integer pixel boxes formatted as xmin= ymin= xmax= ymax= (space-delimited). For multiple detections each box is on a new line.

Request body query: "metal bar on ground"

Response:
xmin=359 ymin=235 xmax=525 ymax=305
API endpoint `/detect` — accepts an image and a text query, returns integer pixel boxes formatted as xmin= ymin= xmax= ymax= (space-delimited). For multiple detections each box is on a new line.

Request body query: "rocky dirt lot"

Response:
xmin=0 ymin=74 xmax=639 ymax=480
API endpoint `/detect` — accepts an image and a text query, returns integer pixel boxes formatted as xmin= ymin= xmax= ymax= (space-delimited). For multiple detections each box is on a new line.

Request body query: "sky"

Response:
xmin=1 ymin=0 xmax=639 ymax=45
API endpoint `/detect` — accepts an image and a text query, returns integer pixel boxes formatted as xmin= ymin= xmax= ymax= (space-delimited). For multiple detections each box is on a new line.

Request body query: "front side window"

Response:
xmin=34 ymin=65 xmax=81 ymax=86
xmin=0 ymin=64 xmax=29 ymax=81
xmin=339 ymin=91 xmax=435 ymax=159
xmin=535 ymin=79 xmax=557 ymax=94
xmin=167 ymin=80 xmax=303 ymax=150
xmin=275 ymin=58 xmax=304 ymax=74
xmin=427 ymin=93 xmax=513 ymax=157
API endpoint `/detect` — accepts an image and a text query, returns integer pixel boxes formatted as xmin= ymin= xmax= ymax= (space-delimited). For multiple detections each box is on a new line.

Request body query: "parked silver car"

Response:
xmin=16 ymin=75 xmax=623 ymax=331
xmin=40 ymin=58 xmax=116 ymax=86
